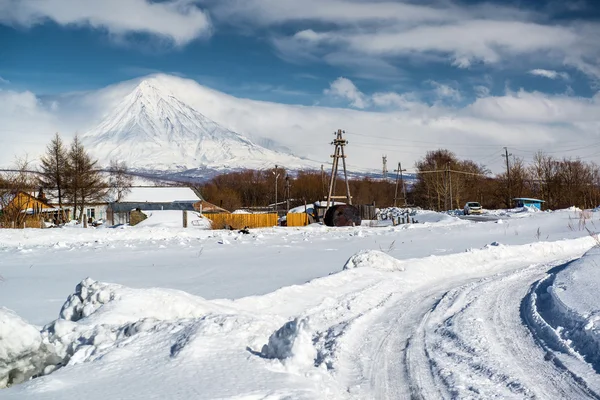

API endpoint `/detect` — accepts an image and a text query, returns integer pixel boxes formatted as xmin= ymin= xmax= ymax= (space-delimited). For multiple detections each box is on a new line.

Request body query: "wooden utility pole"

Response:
xmin=273 ymin=165 xmax=280 ymax=215
xmin=394 ymin=162 xmax=407 ymax=207
xmin=382 ymin=155 xmax=388 ymax=179
xmin=448 ymin=162 xmax=453 ymax=210
xmin=326 ymin=129 xmax=352 ymax=208
xmin=321 ymin=164 xmax=326 ymax=198
xmin=502 ymin=147 xmax=512 ymax=208
xmin=285 ymin=175 xmax=291 ymax=212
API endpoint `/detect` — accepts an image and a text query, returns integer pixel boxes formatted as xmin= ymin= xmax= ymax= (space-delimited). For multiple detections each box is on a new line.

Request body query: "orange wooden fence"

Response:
xmin=286 ymin=213 xmax=309 ymax=227
xmin=204 ymin=213 xmax=277 ymax=229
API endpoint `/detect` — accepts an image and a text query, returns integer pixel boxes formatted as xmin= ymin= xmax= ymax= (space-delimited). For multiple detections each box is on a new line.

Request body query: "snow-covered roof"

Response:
xmin=512 ymin=198 xmax=545 ymax=203
xmin=117 ymin=187 xmax=201 ymax=203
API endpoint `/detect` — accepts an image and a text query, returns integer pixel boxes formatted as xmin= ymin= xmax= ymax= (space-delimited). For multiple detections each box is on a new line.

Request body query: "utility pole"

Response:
xmin=449 ymin=162 xmax=453 ymax=210
xmin=273 ymin=165 xmax=280 ymax=215
xmin=502 ymin=147 xmax=512 ymax=208
xmin=326 ymin=129 xmax=352 ymax=208
xmin=321 ymin=164 xmax=326 ymax=198
xmin=382 ymin=155 xmax=388 ymax=179
xmin=394 ymin=162 xmax=407 ymax=207
xmin=285 ymin=175 xmax=291 ymax=212
xmin=444 ymin=162 xmax=449 ymax=211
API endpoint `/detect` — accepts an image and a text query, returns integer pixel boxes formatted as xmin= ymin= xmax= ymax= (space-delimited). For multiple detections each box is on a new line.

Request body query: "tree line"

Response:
xmin=199 ymin=149 xmax=600 ymax=212
xmin=0 ymin=133 xmax=132 ymax=226
xmin=410 ymin=149 xmax=600 ymax=211
xmin=198 ymin=168 xmax=396 ymax=212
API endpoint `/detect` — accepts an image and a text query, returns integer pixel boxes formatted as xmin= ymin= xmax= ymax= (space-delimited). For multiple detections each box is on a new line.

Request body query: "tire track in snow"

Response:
xmin=344 ymin=262 xmax=598 ymax=399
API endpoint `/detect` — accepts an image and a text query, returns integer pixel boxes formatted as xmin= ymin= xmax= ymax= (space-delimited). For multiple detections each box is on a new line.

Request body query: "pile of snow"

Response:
xmin=134 ymin=210 xmax=211 ymax=229
xmin=261 ymin=318 xmax=316 ymax=368
xmin=542 ymin=247 xmax=600 ymax=368
xmin=0 ymin=308 xmax=59 ymax=388
xmin=1 ymin=278 xmax=239 ymax=386
xmin=343 ymin=250 xmax=405 ymax=272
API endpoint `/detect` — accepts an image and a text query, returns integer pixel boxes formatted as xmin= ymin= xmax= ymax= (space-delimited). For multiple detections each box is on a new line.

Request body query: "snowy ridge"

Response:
xmin=82 ymin=79 xmax=320 ymax=171
xmin=522 ymin=246 xmax=600 ymax=390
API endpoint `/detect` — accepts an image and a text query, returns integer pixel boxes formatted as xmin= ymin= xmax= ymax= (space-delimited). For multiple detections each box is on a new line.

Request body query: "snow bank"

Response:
xmin=35 ymin=278 xmax=236 ymax=375
xmin=0 ymin=308 xmax=59 ymax=388
xmin=58 ymin=278 xmax=229 ymax=327
xmin=343 ymin=250 xmax=405 ymax=272
xmin=261 ymin=318 xmax=316 ymax=368
xmin=542 ymin=247 xmax=600 ymax=369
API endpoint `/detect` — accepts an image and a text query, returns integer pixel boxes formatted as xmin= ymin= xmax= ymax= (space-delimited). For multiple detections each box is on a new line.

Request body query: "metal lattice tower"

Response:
xmin=326 ymin=129 xmax=352 ymax=208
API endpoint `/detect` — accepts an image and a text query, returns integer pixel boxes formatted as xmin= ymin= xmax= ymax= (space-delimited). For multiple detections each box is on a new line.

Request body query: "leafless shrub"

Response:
xmin=380 ymin=240 xmax=396 ymax=253
xmin=579 ymin=210 xmax=592 ymax=231
xmin=585 ymin=227 xmax=600 ymax=248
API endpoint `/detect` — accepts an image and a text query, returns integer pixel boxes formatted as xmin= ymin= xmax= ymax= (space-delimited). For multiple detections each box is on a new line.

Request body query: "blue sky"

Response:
xmin=1 ymin=0 xmax=600 ymax=171
xmin=1 ymin=0 xmax=598 ymax=105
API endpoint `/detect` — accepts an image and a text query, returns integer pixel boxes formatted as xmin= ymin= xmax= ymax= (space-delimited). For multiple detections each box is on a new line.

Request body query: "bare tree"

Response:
xmin=108 ymin=159 xmax=133 ymax=202
xmin=64 ymin=135 xmax=107 ymax=223
xmin=38 ymin=133 xmax=68 ymax=223
xmin=0 ymin=157 xmax=36 ymax=228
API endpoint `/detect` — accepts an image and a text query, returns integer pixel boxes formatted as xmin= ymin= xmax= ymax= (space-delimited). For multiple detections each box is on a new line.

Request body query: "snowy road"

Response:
xmin=341 ymin=259 xmax=600 ymax=399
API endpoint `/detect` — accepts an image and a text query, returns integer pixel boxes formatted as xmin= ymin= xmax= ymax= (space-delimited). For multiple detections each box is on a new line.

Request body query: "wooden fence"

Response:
xmin=204 ymin=213 xmax=278 ymax=229
xmin=286 ymin=213 xmax=309 ymax=227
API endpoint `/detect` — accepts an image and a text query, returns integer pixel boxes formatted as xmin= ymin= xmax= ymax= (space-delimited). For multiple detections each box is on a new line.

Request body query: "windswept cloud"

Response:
xmin=529 ymin=69 xmax=570 ymax=80
xmin=324 ymin=77 xmax=369 ymax=109
xmin=201 ymin=0 xmax=600 ymax=80
xmin=0 ymin=0 xmax=211 ymax=46
xmin=0 ymin=76 xmax=9 ymax=84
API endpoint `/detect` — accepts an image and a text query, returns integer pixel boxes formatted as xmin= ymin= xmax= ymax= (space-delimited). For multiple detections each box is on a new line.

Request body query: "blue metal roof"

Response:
xmin=512 ymin=198 xmax=545 ymax=203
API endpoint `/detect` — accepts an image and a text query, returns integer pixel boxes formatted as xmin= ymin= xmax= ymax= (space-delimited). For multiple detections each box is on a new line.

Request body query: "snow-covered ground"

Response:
xmin=1 ymin=208 xmax=600 ymax=398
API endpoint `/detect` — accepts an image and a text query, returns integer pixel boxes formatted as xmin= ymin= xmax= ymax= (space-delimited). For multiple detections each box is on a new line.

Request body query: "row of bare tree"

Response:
xmin=412 ymin=149 xmax=600 ymax=211
xmin=199 ymin=149 xmax=600 ymax=212
xmin=199 ymin=168 xmax=396 ymax=212
xmin=1 ymin=133 xmax=133 ymax=226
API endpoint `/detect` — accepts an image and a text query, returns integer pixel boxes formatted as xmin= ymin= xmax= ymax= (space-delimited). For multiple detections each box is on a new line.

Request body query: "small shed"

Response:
xmin=513 ymin=198 xmax=545 ymax=210
xmin=107 ymin=187 xmax=203 ymax=226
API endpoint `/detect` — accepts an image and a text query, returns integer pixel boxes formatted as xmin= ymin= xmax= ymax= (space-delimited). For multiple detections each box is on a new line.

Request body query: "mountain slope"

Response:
xmin=82 ymin=80 xmax=320 ymax=172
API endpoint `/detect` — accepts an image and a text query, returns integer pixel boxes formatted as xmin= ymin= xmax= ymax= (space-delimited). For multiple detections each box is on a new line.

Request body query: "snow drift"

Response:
xmin=533 ymin=246 xmax=600 ymax=372
xmin=0 ymin=309 xmax=59 ymax=388
xmin=343 ymin=250 xmax=405 ymax=272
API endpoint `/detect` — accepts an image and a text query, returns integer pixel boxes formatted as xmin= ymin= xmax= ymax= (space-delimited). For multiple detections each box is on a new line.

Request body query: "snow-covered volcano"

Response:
xmin=82 ymin=80 xmax=319 ymax=172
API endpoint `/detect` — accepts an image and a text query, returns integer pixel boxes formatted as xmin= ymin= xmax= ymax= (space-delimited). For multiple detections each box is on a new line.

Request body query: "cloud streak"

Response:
xmin=529 ymin=69 xmax=570 ymax=80
xmin=0 ymin=0 xmax=212 ymax=46
xmin=203 ymin=0 xmax=600 ymax=80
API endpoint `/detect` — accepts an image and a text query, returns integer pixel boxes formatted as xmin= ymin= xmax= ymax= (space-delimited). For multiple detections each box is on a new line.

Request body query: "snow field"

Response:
xmin=2 ymin=208 xmax=600 ymax=398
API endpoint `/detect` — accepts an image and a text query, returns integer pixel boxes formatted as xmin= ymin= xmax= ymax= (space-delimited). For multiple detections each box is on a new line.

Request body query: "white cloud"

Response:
xmin=201 ymin=0 xmax=600 ymax=79
xmin=529 ymin=69 xmax=570 ymax=80
xmin=3 ymin=74 xmax=600 ymax=173
xmin=324 ymin=77 xmax=369 ymax=109
xmin=474 ymin=85 xmax=491 ymax=98
xmin=430 ymin=82 xmax=462 ymax=101
xmin=0 ymin=90 xmax=63 ymax=166
xmin=0 ymin=0 xmax=211 ymax=46
xmin=0 ymin=76 xmax=9 ymax=84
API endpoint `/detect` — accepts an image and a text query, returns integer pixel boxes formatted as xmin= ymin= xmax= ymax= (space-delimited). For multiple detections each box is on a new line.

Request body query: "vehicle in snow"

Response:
xmin=464 ymin=202 xmax=483 ymax=215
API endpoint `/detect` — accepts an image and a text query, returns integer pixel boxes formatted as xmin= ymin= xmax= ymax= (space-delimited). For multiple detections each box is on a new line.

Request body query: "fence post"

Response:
xmin=183 ymin=210 xmax=188 ymax=228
